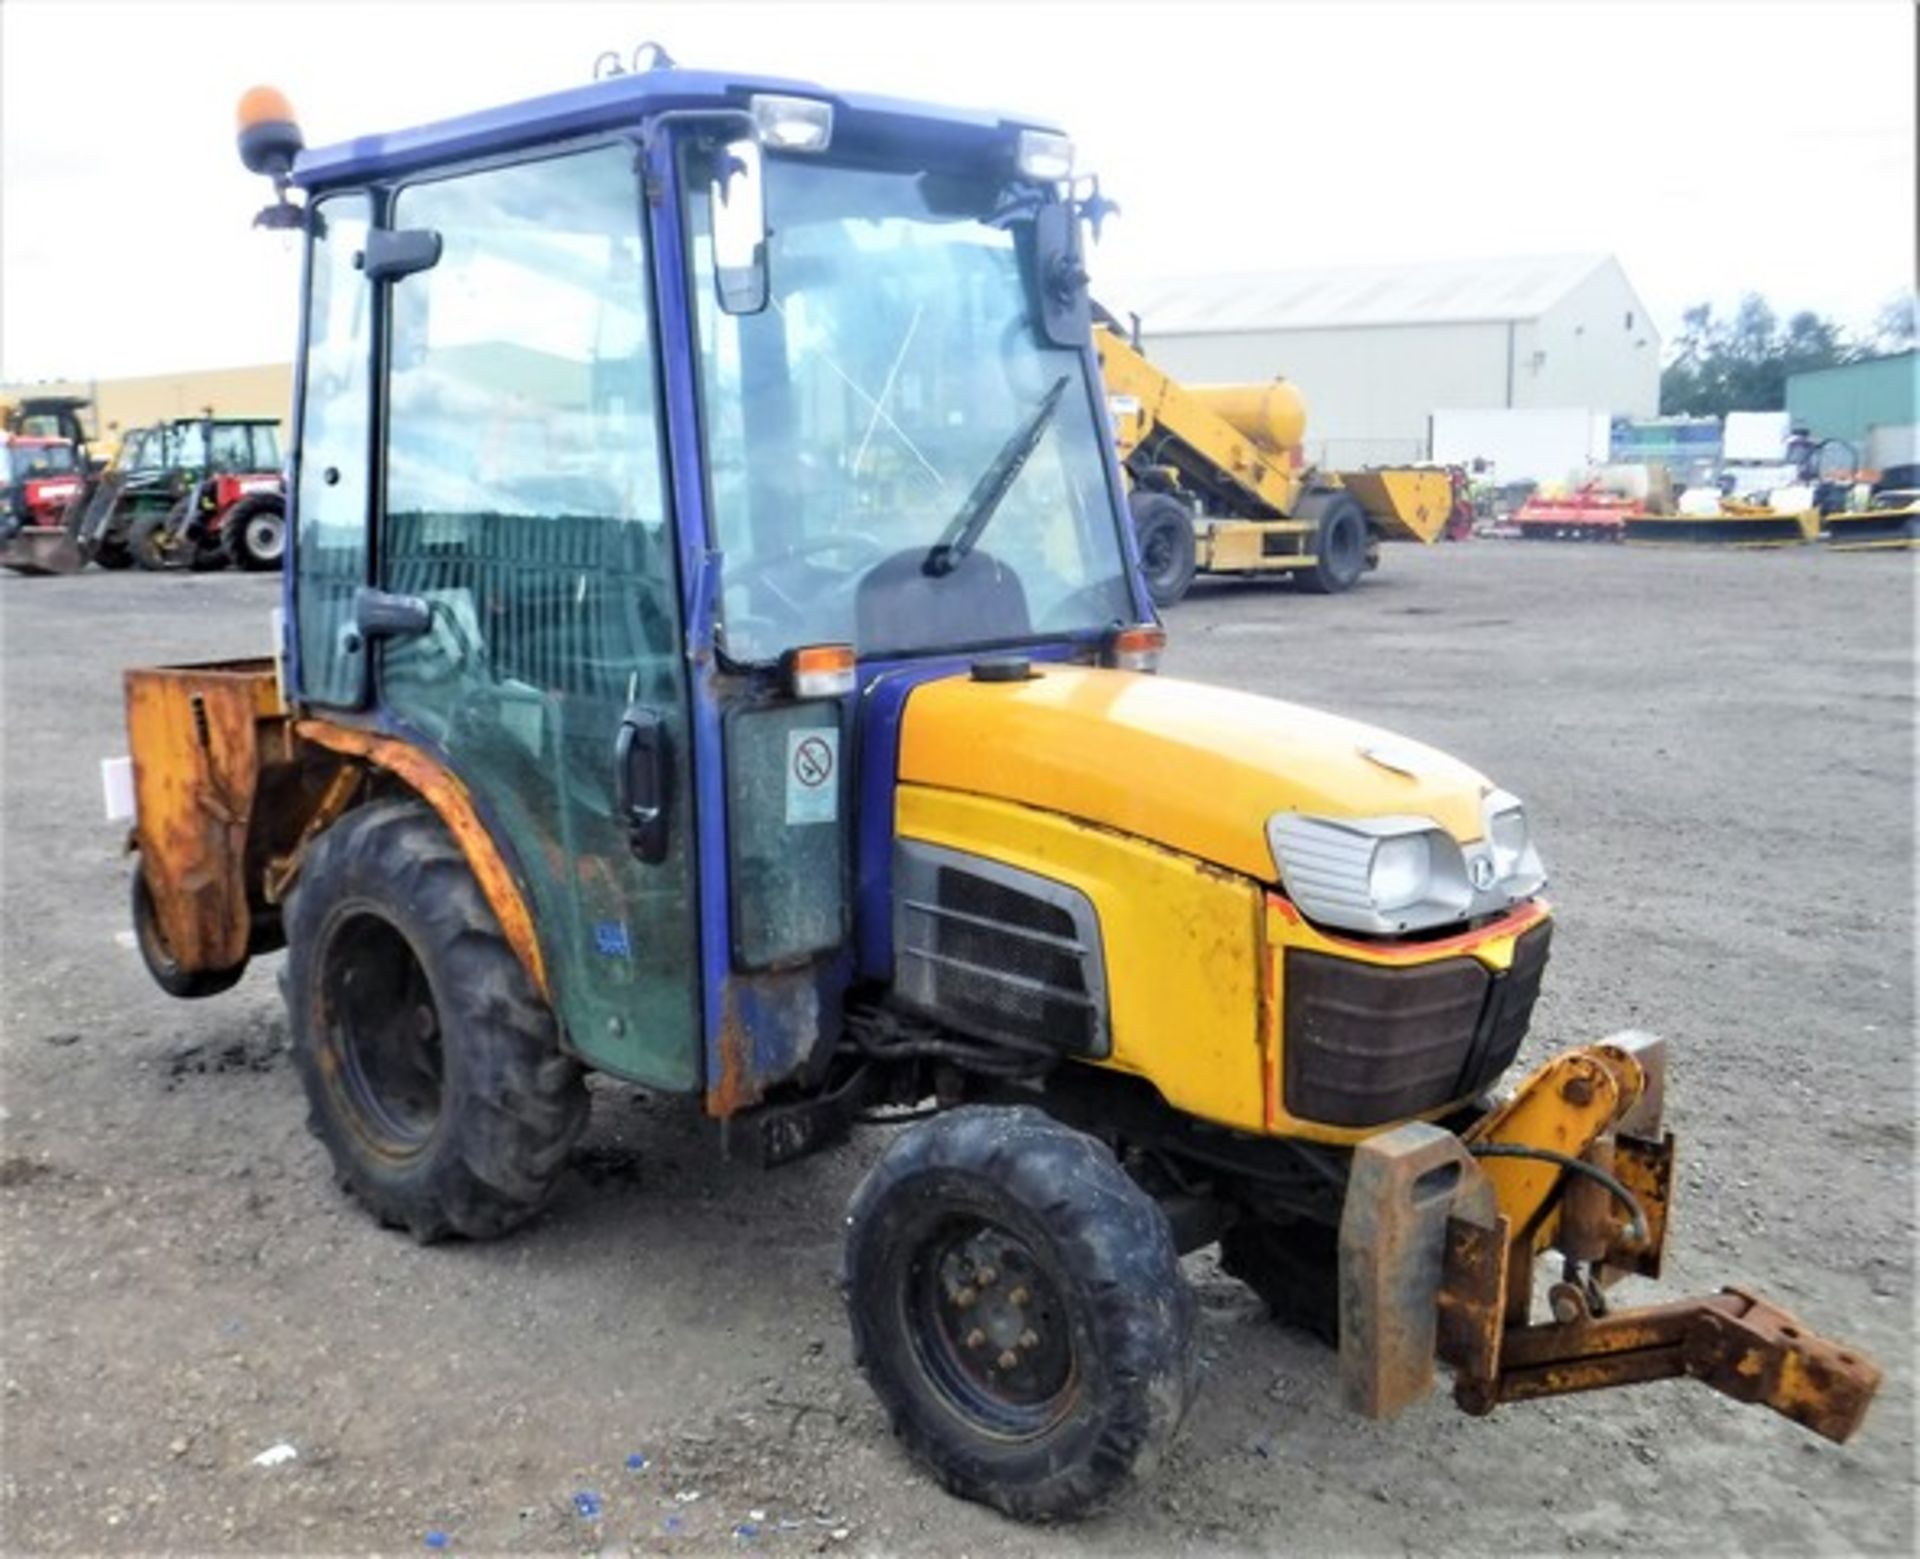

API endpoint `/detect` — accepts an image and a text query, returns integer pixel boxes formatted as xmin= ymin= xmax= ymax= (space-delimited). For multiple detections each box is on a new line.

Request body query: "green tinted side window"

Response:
xmin=378 ymin=146 xmax=699 ymax=1087
xmin=294 ymin=193 xmax=373 ymax=706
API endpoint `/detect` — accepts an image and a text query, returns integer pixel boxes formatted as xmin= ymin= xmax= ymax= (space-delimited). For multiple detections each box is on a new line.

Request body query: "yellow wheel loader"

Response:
xmin=115 ymin=69 xmax=1878 ymax=1522
xmin=1098 ymin=323 xmax=1452 ymax=606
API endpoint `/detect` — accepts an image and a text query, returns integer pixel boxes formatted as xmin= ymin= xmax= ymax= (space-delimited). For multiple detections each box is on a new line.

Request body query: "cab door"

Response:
xmin=373 ymin=144 xmax=702 ymax=1089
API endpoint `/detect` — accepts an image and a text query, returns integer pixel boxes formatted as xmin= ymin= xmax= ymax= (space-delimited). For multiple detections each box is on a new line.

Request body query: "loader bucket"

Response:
xmin=1823 ymin=496 xmax=1920 ymax=550
xmin=0 ymin=527 xmax=85 ymax=575
xmin=1622 ymin=509 xmax=1818 ymax=548
xmin=1338 ymin=469 xmax=1451 ymax=544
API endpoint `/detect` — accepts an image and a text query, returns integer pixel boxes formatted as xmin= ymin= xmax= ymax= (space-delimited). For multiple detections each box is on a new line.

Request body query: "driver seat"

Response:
xmin=854 ymin=547 xmax=1030 ymax=655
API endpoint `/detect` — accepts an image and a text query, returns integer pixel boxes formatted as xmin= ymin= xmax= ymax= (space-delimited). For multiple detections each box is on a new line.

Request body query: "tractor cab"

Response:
xmin=0 ymin=434 xmax=86 ymax=534
xmin=0 ymin=394 xmax=99 ymax=470
xmin=275 ymin=65 xmax=1150 ymax=1101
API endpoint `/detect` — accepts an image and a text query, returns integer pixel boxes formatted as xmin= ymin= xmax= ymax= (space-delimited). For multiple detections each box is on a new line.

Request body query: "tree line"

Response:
xmin=1659 ymin=291 xmax=1916 ymax=418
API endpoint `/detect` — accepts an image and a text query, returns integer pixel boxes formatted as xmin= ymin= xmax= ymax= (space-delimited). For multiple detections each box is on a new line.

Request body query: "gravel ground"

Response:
xmin=1 ymin=541 xmax=1912 ymax=1555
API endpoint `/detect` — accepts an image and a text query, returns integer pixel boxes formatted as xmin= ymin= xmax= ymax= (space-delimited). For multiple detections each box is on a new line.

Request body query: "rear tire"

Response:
xmin=843 ymin=1105 xmax=1197 ymax=1521
xmin=1128 ymin=489 xmax=1198 ymax=608
xmin=283 ymin=800 xmax=589 ymax=1242
xmin=1295 ymin=491 xmax=1369 ymax=594
xmin=226 ymin=494 xmax=286 ymax=571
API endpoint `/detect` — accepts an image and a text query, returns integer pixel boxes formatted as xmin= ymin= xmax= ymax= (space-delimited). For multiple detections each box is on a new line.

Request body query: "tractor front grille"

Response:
xmin=1283 ymin=920 xmax=1552 ymax=1127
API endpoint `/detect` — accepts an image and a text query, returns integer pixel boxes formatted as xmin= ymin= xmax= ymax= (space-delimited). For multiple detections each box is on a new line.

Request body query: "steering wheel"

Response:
xmin=723 ymin=532 xmax=893 ymax=595
xmin=720 ymin=532 xmax=895 ymax=653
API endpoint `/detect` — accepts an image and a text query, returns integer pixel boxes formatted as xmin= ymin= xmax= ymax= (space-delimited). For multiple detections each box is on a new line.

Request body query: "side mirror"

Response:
xmin=710 ymin=137 xmax=769 ymax=316
xmin=360 ymin=227 xmax=443 ymax=282
xmin=1033 ymin=202 xmax=1091 ymax=348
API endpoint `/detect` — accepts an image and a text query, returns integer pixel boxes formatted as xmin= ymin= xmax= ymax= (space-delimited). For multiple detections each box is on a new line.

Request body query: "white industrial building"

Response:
xmin=1115 ymin=253 xmax=1661 ymax=468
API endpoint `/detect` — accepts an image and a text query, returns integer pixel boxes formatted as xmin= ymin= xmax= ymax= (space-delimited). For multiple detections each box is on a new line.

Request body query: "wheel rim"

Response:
xmin=1140 ymin=522 xmax=1178 ymax=588
xmin=906 ymin=1217 xmax=1077 ymax=1438
xmin=245 ymin=512 xmax=285 ymax=562
xmin=322 ymin=912 xmax=445 ymax=1157
xmin=139 ymin=525 xmax=178 ymax=564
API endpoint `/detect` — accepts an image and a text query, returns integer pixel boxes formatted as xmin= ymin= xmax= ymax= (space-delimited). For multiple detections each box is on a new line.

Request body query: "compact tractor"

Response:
xmin=0 ymin=396 xmax=99 ymax=574
xmin=122 ymin=415 xmax=288 ymax=572
xmin=116 ymin=67 xmax=1878 ymax=1520
xmin=0 ymin=433 xmax=88 ymax=556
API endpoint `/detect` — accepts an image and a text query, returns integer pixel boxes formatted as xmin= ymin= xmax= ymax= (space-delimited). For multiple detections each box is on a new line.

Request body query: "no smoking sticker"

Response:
xmin=785 ymin=728 xmax=839 ymax=825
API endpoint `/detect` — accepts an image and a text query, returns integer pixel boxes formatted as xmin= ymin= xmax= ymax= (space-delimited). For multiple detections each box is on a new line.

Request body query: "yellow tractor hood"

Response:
xmin=896 ymin=666 xmax=1494 ymax=882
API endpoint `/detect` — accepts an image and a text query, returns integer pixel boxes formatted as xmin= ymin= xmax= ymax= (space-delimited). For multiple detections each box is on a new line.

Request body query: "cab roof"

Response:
xmin=294 ymin=67 xmax=1058 ymax=191
xmin=166 ymin=415 xmax=278 ymax=427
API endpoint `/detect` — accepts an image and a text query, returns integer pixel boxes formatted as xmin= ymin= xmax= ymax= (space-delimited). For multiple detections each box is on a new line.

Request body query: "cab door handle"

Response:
xmin=614 ymin=705 xmax=671 ymax=864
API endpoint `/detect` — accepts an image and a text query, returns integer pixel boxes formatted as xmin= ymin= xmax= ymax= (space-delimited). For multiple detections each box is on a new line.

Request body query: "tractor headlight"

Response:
xmin=749 ymin=94 xmax=834 ymax=153
xmin=1483 ymin=790 xmax=1546 ymax=896
xmin=1268 ymin=801 xmax=1547 ymax=936
xmin=1368 ymin=831 xmax=1437 ymax=912
xmin=1267 ymin=814 xmax=1471 ymax=935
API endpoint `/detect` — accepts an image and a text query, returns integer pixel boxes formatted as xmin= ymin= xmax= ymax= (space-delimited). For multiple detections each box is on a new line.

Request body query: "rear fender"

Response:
xmin=292 ymin=720 xmax=549 ymax=996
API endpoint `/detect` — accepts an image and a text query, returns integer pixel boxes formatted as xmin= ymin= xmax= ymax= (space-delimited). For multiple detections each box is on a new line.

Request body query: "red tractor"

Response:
xmin=0 ymin=433 xmax=90 ymax=571
xmin=125 ymin=416 xmax=288 ymax=572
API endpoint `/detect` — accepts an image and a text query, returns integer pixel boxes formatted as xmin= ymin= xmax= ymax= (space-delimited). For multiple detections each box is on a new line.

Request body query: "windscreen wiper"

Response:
xmin=923 ymin=375 xmax=1070 ymax=577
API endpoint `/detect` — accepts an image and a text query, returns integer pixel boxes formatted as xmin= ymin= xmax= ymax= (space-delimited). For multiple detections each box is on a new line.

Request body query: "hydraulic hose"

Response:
xmin=1466 ymin=1142 xmax=1649 ymax=1244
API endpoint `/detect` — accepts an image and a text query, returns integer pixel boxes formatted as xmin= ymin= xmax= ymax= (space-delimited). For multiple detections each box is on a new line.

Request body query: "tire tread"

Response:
xmin=284 ymin=799 xmax=587 ymax=1242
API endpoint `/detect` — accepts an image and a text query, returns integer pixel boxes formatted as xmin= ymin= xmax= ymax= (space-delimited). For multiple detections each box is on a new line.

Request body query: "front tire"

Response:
xmin=843 ymin=1106 xmax=1197 ymax=1521
xmin=1128 ymin=489 xmax=1198 ymax=608
xmin=1218 ymin=1214 xmax=1340 ymax=1344
xmin=91 ymin=533 xmax=134 ymax=570
xmin=283 ymin=800 xmax=588 ymax=1242
xmin=128 ymin=510 xmax=183 ymax=572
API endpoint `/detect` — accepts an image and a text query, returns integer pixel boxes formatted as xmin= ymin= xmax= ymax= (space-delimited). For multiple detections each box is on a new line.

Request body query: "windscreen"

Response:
xmin=688 ymin=157 xmax=1133 ymax=663
xmin=7 ymin=443 xmax=77 ymax=477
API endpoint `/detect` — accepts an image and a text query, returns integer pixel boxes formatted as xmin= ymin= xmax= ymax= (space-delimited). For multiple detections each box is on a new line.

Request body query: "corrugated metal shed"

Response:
xmin=1114 ymin=253 xmax=1618 ymax=335
xmin=1786 ymin=351 xmax=1918 ymax=450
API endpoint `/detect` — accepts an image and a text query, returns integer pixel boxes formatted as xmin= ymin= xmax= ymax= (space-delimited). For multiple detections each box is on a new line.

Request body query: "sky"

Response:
xmin=2 ymin=0 xmax=1914 ymax=383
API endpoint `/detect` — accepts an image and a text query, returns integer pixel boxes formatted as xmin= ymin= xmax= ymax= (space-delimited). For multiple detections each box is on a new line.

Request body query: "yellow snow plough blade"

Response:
xmin=1622 ymin=507 xmax=1818 ymax=548
xmin=1823 ymin=496 xmax=1920 ymax=550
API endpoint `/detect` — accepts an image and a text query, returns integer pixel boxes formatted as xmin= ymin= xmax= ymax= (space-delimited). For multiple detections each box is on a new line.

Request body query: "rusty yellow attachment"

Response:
xmin=1338 ymin=469 xmax=1452 ymax=543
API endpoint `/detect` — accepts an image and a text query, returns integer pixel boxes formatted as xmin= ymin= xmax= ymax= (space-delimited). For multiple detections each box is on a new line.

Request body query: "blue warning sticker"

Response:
xmin=594 ymin=921 xmax=633 ymax=959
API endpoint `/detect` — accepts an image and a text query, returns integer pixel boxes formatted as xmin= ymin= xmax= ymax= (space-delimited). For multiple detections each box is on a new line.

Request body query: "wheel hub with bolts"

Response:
xmin=246 ymin=512 xmax=284 ymax=560
xmin=920 ymin=1220 xmax=1073 ymax=1416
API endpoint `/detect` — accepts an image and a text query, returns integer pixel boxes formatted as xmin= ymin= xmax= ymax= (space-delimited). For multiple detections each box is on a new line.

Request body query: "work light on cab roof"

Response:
xmin=749 ymin=93 xmax=833 ymax=153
